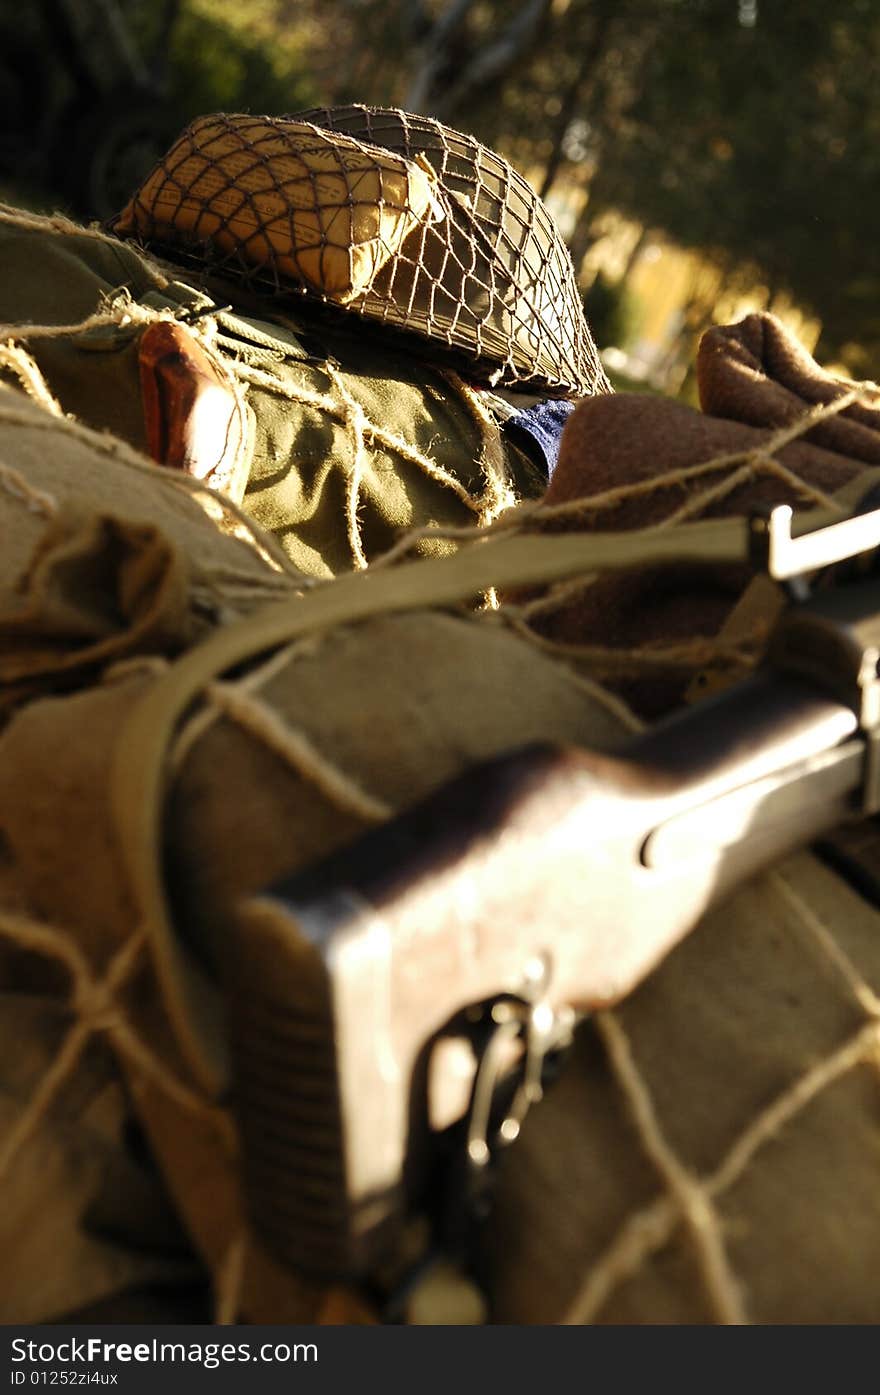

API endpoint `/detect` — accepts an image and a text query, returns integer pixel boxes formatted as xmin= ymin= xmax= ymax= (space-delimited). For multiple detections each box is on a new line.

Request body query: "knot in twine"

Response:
xmin=72 ymin=975 xmax=123 ymax=1034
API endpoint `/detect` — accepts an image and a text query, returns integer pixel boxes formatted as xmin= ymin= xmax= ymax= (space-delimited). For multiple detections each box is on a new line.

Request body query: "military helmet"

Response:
xmin=111 ymin=105 xmax=608 ymax=398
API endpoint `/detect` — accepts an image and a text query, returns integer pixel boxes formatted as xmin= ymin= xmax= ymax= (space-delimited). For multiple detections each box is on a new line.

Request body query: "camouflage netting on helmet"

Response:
xmin=110 ymin=109 xmax=609 ymax=398
xmin=111 ymin=114 xmax=444 ymax=306
xmin=3 ymin=337 xmax=880 ymax=1323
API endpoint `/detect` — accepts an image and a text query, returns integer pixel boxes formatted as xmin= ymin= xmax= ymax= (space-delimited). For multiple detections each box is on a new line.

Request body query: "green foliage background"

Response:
xmin=3 ymin=0 xmax=878 ymax=372
xmin=164 ymin=0 xmax=318 ymax=116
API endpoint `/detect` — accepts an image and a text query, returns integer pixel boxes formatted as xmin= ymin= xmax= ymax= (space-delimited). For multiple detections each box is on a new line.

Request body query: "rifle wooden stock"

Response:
xmin=228 ymin=668 xmax=864 ymax=1280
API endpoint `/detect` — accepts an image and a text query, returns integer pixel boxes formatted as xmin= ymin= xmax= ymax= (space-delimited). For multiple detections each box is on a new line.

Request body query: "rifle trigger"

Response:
xmin=466 ymin=1011 xmax=522 ymax=1169
xmin=464 ymin=997 xmax=577 ymax=1171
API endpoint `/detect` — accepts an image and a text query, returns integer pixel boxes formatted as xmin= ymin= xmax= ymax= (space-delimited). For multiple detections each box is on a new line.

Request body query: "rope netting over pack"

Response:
xmin=7 ymin=194 xmax=880 ymax=1321
xmin=110 ymin=109 xmax=608 ymax=398
xmin=4 ymin=366 xmax=880 ymax=1321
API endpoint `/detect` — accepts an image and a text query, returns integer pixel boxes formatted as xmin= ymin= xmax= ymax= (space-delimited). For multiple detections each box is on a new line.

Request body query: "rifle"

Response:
xmin=227 ymin=501 xmax=880 ymax=1288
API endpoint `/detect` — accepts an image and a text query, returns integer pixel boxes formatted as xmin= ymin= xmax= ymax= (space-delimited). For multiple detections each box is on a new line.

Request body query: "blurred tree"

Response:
xmin=582 ymin=271 xmax=643 ymax=351
xmin=0 ymin=0 xmax=318 ymax=216
xmin=9 ymin=0 xmax=876 ymax=368
xmin=580 ymin=0 xmax=880 ymax=371
xmin=403 ymin=0 xmax=552 ymax=118
xmin=168 ymin=0 xmax=318 ymax=115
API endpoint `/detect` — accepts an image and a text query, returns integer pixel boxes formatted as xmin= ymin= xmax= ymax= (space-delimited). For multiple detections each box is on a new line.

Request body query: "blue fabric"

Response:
xmin=501 ymin=398 xmax=576 ymax=481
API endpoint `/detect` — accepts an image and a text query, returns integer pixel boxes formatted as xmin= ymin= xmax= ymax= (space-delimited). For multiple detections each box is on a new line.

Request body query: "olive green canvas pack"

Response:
xmin=0 ymin=206 xmax=542 ymax=578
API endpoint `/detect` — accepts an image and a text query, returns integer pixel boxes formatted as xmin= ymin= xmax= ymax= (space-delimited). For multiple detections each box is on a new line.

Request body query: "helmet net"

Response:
xmin=111 ymin=107 xmax=609 ymax=399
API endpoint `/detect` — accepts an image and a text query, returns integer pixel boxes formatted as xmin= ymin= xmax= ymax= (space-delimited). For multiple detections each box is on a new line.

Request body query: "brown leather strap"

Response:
xmin=138 ymin=320 xmax=247 ymax=495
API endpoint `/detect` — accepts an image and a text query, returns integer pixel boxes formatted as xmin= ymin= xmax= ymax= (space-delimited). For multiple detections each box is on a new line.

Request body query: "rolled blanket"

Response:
xmin=548 ymin=390 xmax=862 ymax=527
xmin=523 ymin=390 xmax=877 ymax=717
xmin=697 ymin=311 xmax=880 ymax=464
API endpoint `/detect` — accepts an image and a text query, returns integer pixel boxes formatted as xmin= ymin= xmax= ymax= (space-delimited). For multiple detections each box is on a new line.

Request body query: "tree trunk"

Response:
xmin=405 ymin=0 xmax=553 ymax=119
xmin=404 ymin=0 xmax=479 ymax=112
xmin=539 ymin=7 xmax=613 ymax=203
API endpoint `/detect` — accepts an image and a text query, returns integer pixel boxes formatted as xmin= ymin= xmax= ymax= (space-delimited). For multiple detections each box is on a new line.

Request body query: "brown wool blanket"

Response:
xmin=697 ymin=311 xmax=880 ymax=464
xmin=530 ymin=317 xmax=880 ymax=716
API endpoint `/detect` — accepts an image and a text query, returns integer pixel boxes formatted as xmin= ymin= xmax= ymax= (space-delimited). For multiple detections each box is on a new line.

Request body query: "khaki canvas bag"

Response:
xmin=2 ymin=205 xmax=880 ymax=1325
